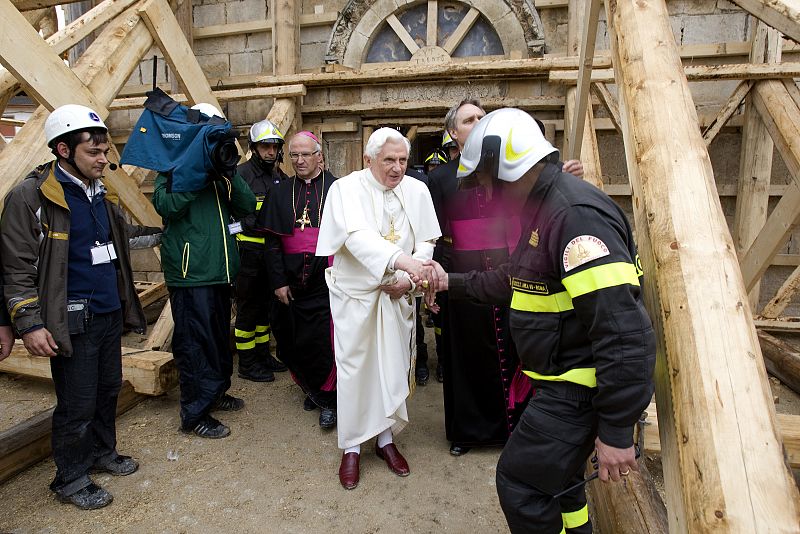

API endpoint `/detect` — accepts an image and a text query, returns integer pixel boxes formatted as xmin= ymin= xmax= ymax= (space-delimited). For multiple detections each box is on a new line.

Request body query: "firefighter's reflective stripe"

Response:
xmin=236 ymin=200 xmax=265 ymax=243
xmin=255 ymin=324 xmax=270 ymax=344
xmin=562 ymin=262 xmax=639 ymax=299
xmin=523 ymin=367 xmax=596 ymax=388
xmin=434 ymin=327 xmax=442 ymax=336
xmin=235 ymin=328 xmax=256 ymax=350
xmin=562 ymin=505 xmax=589 ymax=529
xmin=511 ymin=290 xmax=573 ymax=313
xmin=236 ymin=234 xmax=265 ymax=244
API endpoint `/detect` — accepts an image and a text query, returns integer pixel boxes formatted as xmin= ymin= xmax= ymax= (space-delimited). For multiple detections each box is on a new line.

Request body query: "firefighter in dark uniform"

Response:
xmin=431 ymin=108 xmax=656 ymax=533
xmin=233 ymin=119 xmax=289 ymax=381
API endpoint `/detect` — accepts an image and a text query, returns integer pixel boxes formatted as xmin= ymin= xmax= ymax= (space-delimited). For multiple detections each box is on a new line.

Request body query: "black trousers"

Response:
xmin=415 ymin=296 xmax=428 ymax=367
xmin=49 ymin=309 xmax=123 ymax=497
xmin=234 ymin=246 xmax=272 ymax=363
xmin=496 ymin=382 xmax=596 ymax=534
xmin=169 ymin=285 xmax=233 ymax=429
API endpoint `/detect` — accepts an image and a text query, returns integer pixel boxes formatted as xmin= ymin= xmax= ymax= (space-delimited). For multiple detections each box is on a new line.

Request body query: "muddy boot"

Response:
xmin=238 ymin=349 xmax=275 ymax=382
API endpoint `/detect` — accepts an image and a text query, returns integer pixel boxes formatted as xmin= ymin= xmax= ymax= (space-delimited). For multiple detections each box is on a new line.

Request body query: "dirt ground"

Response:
xmin=2 ymin=328 xmax=800 ymax=533
xmin=0 ymin=328 xmax=508 ymax=534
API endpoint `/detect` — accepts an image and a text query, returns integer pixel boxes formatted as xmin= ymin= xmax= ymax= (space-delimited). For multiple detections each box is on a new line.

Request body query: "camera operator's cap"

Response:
xmin=441 ymin=130 xmax=456 ymax=149
xmin=191 ymin=102 xmax=225 ymax=119
xmin=250 ymin=119 xmax=284 ymax=144
xmin=457 ymin=108 xmax=558 ymax=183
xmin=45 ymin=104 xmax=107 ymax=146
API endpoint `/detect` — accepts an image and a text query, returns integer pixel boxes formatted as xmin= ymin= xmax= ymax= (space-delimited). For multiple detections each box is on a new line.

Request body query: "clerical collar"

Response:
xmin=365 ymin=168 xmax=399 ymax=192
xmin=296 ymin=170 xmax=322 ymax=185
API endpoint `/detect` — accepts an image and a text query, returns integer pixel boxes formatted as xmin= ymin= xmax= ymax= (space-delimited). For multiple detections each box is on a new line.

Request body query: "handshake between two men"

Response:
xmin=379 ymin=253 xmax=448 ymax=309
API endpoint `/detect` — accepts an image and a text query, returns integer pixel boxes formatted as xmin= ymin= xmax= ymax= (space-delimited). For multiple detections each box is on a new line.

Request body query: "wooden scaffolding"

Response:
xmin=2 ymin=0 xmax=800 ymax=530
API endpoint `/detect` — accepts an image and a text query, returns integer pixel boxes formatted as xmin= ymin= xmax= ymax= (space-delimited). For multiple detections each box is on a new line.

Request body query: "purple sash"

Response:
xmin=280 ymin=228 xmax=320 ymax=254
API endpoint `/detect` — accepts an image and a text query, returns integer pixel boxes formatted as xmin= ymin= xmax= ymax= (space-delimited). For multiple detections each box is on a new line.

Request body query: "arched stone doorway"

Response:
xmin=325 ymin=0 xmax=545 ymax=68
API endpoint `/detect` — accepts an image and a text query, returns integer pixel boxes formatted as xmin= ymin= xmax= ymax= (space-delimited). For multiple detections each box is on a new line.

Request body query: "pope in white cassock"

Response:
xmin=316 ymin=128 xmax=441 ymax=490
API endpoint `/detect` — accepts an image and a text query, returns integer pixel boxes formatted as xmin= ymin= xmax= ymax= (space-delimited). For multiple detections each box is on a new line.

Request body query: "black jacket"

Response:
xmin=448 ymin=163 xmax=656 ymax=448
xmin=236 ymin=158 xmax=287 ymax=248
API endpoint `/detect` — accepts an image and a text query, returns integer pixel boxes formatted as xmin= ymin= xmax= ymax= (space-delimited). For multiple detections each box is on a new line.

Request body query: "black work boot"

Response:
xmin=182 ymin=415 xmax=231 ymax=439
xmin=91 ymin=455 xmax=139 ymax=476
xmin=56 ymin=483 xmax=113 ymax=510
xmin=415 ymin=364 xmax=430 ymax=386
xmin=238 ymin=349 xmax=275 ymax=382
xmin=319 ymin=408 xmax=337 ymax=429
xmin=257 ymin=345 xmax=287 ymax=372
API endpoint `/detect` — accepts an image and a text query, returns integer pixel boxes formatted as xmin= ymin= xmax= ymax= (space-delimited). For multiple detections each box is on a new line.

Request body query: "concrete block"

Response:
xmin=304 ymin=88 xmax=329 ymax=107
xmin=682 ymin=13 xmax=748 ymax=43
xmin=245 ymin=99 xmax=272 ymax=124
xmin=261 ymin=49 xmax=274 ymax=72
xmin=147 ymin=272 xmax=165 ymax=283
xmin=193 ymin=3 xmax=224 ymax=27
xmin=105 ymin=110 xmax=131 ymax=131
xmin=196 ymin=53 xmax=230 ymax=78
xmin=194 ymin=35 xmax=247 ymax=56
xmin=230 ymin=51 xmax=264 ymax=76
xmin=226 ymin=100 xmax=247 ymax=125
xmin=668 ymin=0 xmax=718 ymax=15
xmin=300 ymin=25 xmax=331 ymax=45
xmin=141 ymin=57 xmax=170 ymax=86
xmin=244 ymin=31 xmax=270 ymax=52
xmin=300 ymin=42 xmax=328 ymax=70
xmin=227 ymin=0 xmax=267 ymax=25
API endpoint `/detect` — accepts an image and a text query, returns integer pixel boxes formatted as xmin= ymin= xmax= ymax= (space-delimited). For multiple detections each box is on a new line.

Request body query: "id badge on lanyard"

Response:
xmin=90 ymin=241 xmax=117 ymax=265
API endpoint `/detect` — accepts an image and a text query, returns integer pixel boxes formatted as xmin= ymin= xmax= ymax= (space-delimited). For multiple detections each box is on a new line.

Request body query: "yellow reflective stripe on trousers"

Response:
xmin=255 ymin=325 xmax=269 ymax=333
xmin=523 ymin=367 xmax=596 ymax=388
xmin=562 ymin=262 xmax=640 ymax=298
xmin=235 ymin=329 xmax=256 ymax=339
xmin=562 ymin=505 xmax=589 ymax=529
xmin=236 ymin=340 xmax=256 ymax=350
xmin=511 ymin=290 xmax=573 ymax=313
xmin=255 ymin=334 xmax=269 ymax=344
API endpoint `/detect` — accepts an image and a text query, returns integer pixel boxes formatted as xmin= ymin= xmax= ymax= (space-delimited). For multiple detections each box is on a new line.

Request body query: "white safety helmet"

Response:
xmin=249 ymin=119 xmax=284 ymax=145
xmin=191 ymin=102 xmax=224 ymax=119
xmin=45 ymin=104 xmax=107 ymax=146
xmin=457 ymin=108 xmax=558 ymax=183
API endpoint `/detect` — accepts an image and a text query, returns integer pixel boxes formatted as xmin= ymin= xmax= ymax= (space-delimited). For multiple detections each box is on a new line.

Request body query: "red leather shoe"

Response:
xmin=339 ymin=452 xmax=360 ymax=490
xmin=375 ymin=443 xmax=410 ymax=477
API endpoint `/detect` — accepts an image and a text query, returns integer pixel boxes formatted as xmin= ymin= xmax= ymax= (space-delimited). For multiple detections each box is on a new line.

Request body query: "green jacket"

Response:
xmin=152 ymin=173 xmax=256 ymax=287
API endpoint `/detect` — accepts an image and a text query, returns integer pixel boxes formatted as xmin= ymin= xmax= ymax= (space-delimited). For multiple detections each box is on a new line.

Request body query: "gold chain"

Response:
xmin=291 ymin=172 xmax=326 ymax=229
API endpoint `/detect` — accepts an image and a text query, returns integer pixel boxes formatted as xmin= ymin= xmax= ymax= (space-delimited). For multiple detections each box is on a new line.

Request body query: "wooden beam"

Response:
xmin=605 ymin=1 xmax=800 ymax=532
xmin=0 ymin=342 xmax=177 ymax=395
xmin=762 ymin=264 xmax=800 ymax=318
xmin=272 ymin=0 xmax=299 ymax=77
xmin=302 ymin=96 xmax=568 ymax=116
xmin=734 ymin=23 xmax=782 ymax=310
xmin=591 ymin=82 xmax=621 ymax=134
xmin=441 ymin=7 xmax=479 ymax=56
xmin=191 ymin=11 xmax=338 ymax=40
xmin=730 ymin=0 xmax=800 ymax=45
xmin=0 ymin=381 xmax=144 ymax=484
xmin=144 ymin=300 xmax=173 ymax=351
xmin=587 ymin=461 xmax=668 ymax=534
xmin=0 ymin=0 xmax=108 ymax=113
xmin=1 ymin=0 xmax=140 ymax=105
xmin=387 ymin=14 xmax=420 ymax=55
xmin=566 ymin=0 xmax=601 ymax=161
xmin=109 ymin=84 xmax=306 ymax=110
xmin=136 ymin=280 xmax=168 ymax=308
xmin=702 ymin=80 xmax=753 ymax=146
xmin=0 ymin=7 xmax=156 ymax=221
xmin=641 ymin=401 xmax=800 ymax=469
xmin=758 ymin=330 xmax=800 ymax=394
xmin=426 ymin=0 xmax=437 ymax=47
xmin=740 ymin=80 xmax=800 ymax=291
xmin=550 ymin=62 xmax=800 ymax=83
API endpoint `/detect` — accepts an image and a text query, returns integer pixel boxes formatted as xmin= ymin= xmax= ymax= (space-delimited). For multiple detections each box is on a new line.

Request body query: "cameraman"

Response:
xmin=152 ymin=103 xmax=256 ymax=439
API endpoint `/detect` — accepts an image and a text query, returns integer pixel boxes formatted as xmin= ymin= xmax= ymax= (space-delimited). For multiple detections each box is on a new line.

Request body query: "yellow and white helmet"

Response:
xmin=457 ymin=108 xmax=558 ymax=183
xmin=249 ymin=119 xmax=285 ymax=145
xmin=441 ymin=130 xmax=457 ymax=149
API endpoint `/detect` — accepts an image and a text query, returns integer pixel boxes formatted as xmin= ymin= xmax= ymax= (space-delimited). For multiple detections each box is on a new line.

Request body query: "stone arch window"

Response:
xmin=364 ymin=2 xmax=503 ymax=64
xmin=327 ymin=0 xmax=545 ymax=68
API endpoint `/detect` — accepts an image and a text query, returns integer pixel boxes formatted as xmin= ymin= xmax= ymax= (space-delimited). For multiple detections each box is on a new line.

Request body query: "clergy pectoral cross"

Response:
xmin=383 ymin=217 xmax=400 ymax=244
xmin=296 ymin=203 xmax=311 ymax=231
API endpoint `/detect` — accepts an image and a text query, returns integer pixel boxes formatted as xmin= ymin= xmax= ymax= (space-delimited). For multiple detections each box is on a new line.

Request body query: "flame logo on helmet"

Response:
xmin=504 ymin=128 xmax=533 ymax=162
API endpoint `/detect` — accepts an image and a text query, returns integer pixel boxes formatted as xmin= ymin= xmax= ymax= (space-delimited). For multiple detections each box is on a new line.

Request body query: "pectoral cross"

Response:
xmin=296 ymin=203 xmax=311 ymax=231
xmin=383 ymin=217 xmax=400 ymax=244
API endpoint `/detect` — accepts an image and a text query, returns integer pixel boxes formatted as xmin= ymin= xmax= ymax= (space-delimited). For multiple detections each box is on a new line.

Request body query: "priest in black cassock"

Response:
xmin=257 ymin=131 xmax=338 ymax=430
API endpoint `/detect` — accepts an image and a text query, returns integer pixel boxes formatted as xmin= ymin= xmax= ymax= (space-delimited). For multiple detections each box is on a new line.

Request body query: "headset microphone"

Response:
xmin=108 ymin=163 xmax=118 ymax=170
